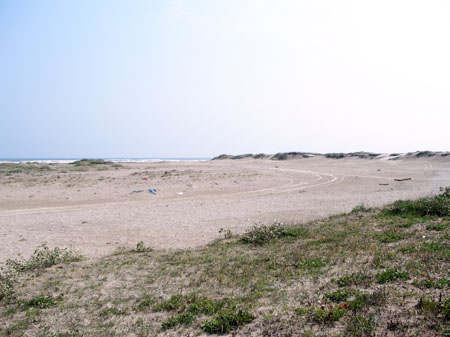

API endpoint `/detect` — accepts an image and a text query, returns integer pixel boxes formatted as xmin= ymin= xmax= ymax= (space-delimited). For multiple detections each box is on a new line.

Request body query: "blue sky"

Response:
xmin=1 ymin=0 xmax=449 ymax=158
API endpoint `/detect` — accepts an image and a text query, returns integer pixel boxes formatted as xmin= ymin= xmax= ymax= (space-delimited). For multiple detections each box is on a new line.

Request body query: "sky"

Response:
xmin=1 ymin=0 xmax=449 ymax=158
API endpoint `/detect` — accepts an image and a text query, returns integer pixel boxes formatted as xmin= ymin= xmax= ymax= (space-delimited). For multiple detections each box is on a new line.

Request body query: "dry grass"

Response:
xmin=0 ymin=192 xmax=449 ymax=336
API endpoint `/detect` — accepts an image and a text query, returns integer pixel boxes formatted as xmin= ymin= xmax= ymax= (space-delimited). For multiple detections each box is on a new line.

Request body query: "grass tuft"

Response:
xmin=201 ymin=307 xmax=254 ymax=334
xmin=337 ymin=273 xmax=370 ymax=287
xmin=376 ymin=268 xmax=409 ymax=284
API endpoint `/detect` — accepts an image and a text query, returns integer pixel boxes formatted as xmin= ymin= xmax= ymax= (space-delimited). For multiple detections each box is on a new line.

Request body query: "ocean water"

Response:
xmin=0 ymin=157 xmax=211 ymax=164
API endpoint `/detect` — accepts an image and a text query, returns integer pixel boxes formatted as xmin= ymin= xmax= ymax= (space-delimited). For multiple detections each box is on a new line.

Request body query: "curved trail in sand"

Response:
xmin=0 ymin=168 xmax=341 ymax=216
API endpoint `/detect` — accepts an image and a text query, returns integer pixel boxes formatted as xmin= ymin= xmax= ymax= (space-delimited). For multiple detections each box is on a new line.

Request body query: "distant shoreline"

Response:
xmin=0 ymin=157 xmax=211 ymax=164
xmin=1 ymin=150 xmax=449 ymax=164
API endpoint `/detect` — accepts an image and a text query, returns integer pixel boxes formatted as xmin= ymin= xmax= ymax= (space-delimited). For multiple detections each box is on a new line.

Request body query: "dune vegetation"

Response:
xmin=1 ymin=189 xmax=449 ymax=336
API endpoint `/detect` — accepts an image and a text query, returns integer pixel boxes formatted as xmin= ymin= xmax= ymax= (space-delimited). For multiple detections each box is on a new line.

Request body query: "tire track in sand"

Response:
xmin=0 ymin=169 xmax=342 ymax=217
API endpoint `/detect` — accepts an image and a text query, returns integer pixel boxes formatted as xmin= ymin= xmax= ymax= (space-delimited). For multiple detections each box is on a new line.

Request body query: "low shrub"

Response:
xmin=0 ymin=268 xmax=17 ymax=300
xmin=240 ymin=223 xmax=307 ymax=245
xmin=6 ymin=244 xmax=83 ymax=272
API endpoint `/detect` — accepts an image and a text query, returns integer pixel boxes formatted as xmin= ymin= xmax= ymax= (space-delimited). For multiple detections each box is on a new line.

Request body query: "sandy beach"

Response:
xmin=1 ymin=155 xmax=449 ymax=262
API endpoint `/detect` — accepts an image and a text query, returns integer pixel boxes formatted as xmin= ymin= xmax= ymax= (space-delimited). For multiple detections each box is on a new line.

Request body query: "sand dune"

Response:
xmin=0 ymin=155 xmax=449 ymax=262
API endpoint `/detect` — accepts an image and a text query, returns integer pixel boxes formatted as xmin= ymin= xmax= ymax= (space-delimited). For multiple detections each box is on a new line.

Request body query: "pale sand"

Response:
xmin=0 ymin=156 xmax=449 ymax=262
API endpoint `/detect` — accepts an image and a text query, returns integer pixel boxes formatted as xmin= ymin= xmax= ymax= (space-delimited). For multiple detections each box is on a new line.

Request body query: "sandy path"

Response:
xmin=0 ymin=156 xmax=449 ymax=262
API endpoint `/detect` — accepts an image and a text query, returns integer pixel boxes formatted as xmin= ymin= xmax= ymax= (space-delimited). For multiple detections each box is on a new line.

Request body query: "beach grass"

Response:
xmin=0 ymin=190 xmax=449 ymax=336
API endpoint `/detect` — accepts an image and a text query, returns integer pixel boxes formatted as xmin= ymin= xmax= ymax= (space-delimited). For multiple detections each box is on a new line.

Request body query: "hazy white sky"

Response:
xmin=1 ymin=0 xmax=449 ymax=158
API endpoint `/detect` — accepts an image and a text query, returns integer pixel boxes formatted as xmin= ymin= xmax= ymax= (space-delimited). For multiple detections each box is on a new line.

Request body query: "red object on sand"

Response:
xmin=141 ymin=177 xmax=148 ymax=180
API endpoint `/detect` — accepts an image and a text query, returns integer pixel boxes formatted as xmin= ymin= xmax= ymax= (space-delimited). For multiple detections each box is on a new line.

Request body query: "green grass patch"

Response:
xmin=345 ymin=315 xmax=375 ymax=337
xmin=376 ymin=268 xmax=409 ymax=284
xmin=5 ymin=244 xmax=82 ymax=273
xmin=0 ymin=163 xmax=53 ymax=176
xmin=376 ymin=230 xmax=407 ymax=243
xmin=351 ymin=205 xmax=373 ymax=214
xmin=70 ymin=159 xmax=111 ymax=166
xmin=312 ymin=307 xmax=346 ymax=323
xmin=100 ymin=307 xmax=128 ymax=317
xmin=240 ymin=222 xmax=308 ymax=245
xmin=1 ymin=245 xmax=82 ymax=302
xmin=201 ymin=307 xmax=254 ymax=334
xmin=153 ymin=294 xmax=184 ymax=311
xmin=382 ymin=187 xmax=450 ymax=217
xmin=324 ymin=289 xmax=358 ymax=302
xmin=1 ymin=191 xmax=450 ymax=336
xmin=162 ymin=312 xmax=195 ymax=329
xmin=417 ymin=297 xmax=450 ymax=321
xmin=426 ymin=223 xmax=448 ymax=231
xmin=336 ymin=273 xmax=370 ymax=287
xmin=415 ymin=278 xmax=450 ymax=289
xmin=22 ymin=294 xmax=62 ymax=310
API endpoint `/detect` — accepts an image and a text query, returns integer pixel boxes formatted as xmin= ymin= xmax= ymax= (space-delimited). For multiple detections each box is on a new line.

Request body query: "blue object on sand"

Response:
xmin=149 ymin=189 xmax=156 ymax=194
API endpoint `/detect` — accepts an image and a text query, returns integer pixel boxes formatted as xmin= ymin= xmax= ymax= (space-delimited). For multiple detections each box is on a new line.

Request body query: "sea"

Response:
xmin=0 ymin=158 xmax=211 ymax=164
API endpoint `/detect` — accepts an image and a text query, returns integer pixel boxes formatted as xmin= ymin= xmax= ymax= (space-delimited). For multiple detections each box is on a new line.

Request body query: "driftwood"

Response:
xmin=379 ymin=183 xmax=389 ymax=186
xmin=394 ymin=177 xmax=413 ymax=182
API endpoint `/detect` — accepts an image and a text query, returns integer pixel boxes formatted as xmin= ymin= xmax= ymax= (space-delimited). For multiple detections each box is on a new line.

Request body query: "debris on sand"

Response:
xmin=394 ymin=178 xmax=413 ymax=182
